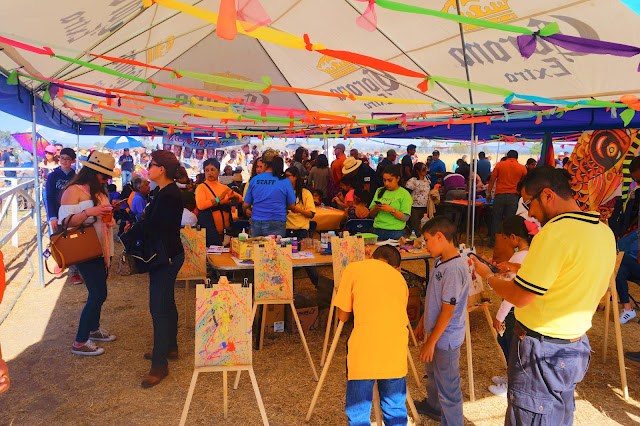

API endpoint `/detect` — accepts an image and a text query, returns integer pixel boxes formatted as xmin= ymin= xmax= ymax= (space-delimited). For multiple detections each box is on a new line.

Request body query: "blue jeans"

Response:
xmin=251 ymin=220 xmax=286 ymax=238
xmin=75 ymin=257 xmax=108 ymax=343
xmin=345 ymin=378 xmax=407 ymax=426
xmin=506 ymin=331 xmax=591 ymax=426
xmin=491 ymin=193 xmax=519 ymax=242
xmin=121 ymin=170 xmax=132 ymax=186
xmin=149 ymin=252 xmax=185 ymax=367
xmin=373 ymin=228 xmax=405 ymax=241
xmin=615 ymin=253 xmax=640 ymax=304
xmin=426 ymin=346 xmax=463 ymax=426
xmin=286 ymin=229 xmax=319 ymax=287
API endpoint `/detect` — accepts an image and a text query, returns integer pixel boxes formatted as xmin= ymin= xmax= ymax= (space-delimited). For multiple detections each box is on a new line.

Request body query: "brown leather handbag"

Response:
xmin=46 ymin=214 xmax=103 ymax=272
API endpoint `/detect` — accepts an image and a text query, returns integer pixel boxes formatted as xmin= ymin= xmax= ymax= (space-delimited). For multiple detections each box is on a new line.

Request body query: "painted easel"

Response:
xmin=320 ymin=235 xmax=365 ymax=367
xmin=601 ymin=252 xmax=628 ymax=400
xmin=180 ymin=278 xmax=268 ymax=425
xmin=176 ymin=224 xmax=207 ymax=327
xmin=235 ymin=242 xmax=318 ymax=385
xmin=306 ymin=321 xmax=420 ymax=424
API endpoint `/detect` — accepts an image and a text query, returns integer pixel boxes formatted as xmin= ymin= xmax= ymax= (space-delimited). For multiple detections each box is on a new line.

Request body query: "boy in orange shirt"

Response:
xmin=335 ymin=245 xmax=409 ymax=425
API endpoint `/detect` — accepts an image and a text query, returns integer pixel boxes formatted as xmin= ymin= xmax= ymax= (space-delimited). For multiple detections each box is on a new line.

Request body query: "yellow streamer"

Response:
xmin=179 ymin=105 xmax=241 ymax=120
xmin=152 ymin=0 xmax=326 ymax=50
xmin=191 ymin=97 xmax=235 ymax=110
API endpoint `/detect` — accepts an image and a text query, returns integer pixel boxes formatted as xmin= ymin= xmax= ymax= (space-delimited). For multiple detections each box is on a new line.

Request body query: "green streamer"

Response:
xmin=6 ymin=70 xmax=18 ymax=85
xmin=55 ymin=55 xmax=149 ymax=84
xmin=620 ymin=108 xmax=636 ymax=126
xmin=427 ymin=76 xmax=513 ymax=97
xmin=241 ymin=114 xmax=299 ymax=124
xmin=177 ymin=70 xmax=268 ymax=91
xmin=376 ymin=0 xmax=556 ymax=35
xmin=145 ymin=91 xmax=186 ymax=103
xmin=42 ymin=84 xmax=51 ymax=103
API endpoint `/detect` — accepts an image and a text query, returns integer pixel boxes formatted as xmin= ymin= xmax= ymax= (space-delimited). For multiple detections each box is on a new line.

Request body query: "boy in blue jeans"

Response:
xmin=335 ymin=245 xmax=409 ymax=425
xmin=414 ymin=217 xmax=470 ymax=425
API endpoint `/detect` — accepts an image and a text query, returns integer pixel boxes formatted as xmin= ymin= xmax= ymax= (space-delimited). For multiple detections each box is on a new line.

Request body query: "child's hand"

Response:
xmin=497 ymin=261 xmax=521 ymax=275
xmin=378 ymin=203 xmax=394 ymax=213
xmin=419 ymin=341 xmax=436 ymax=363
xmin=0 ymin=359 xmax=9 ymax=394
xmin=414 ymin=322 xmax=425 ymax=342
xmin=493 ymin=318 xmax=504 ymax=333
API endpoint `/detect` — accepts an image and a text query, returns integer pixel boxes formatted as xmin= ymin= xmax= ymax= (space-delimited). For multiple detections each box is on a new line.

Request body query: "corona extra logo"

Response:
xmin=147 ymin=36 xmax=175 ymax=64
xmin=203 ymin=72 xmax=253 ymax=92
xmin=441 ymin=0 xmax=516 ymax=31
xmin=317 ymin=55 xmax=358 ymax=80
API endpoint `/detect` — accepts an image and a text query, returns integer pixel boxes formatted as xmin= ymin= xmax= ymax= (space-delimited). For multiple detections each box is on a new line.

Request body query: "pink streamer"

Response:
xmin=356 ymin=0 xmax=377 ymax=32
xmin=237 ymin=0 xmax=272 ymax=32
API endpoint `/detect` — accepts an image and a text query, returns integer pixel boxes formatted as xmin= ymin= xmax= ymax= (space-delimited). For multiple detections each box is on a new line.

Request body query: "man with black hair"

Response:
xmin=401 ymin=144 xmax=416 ymax=181
xmin=429 ymin=150 xmax=446 ymax=186
xmin=473 ymin=165 xmax=616 ymax=426
xmin=477 ymin=151 xmax=492 ymax=183
xmin=486 ymin=150 xmax=527 ymax=245
xmin=525 ymin=158 xmax=537 ymax=173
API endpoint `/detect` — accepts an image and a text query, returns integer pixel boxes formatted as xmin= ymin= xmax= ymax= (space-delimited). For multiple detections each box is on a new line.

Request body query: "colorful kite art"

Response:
xmin=254 ymin=241 xmax=293 ymax=301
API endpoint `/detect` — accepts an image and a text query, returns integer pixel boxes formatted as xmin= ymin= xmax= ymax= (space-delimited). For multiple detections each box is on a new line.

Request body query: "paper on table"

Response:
xmin=375 ymin=239 xmax=400 ymax=246
xmin=231 ymin=256 xmax=254 ymax=266
xmin=207 ymin=245 xmax=230 ymax=254
xmin=292 ymin=251 xmax=314 ymax=260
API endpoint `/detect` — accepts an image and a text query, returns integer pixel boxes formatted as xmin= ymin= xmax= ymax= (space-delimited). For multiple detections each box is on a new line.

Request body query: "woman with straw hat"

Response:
xmin=59 ymin=151 xmax=117 ymax=356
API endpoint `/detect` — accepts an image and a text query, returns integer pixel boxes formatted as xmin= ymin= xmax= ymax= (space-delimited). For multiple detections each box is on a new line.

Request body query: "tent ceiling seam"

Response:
xmin=267 ymin=0 xmax=304 ymax=27
xmin=343 ymin=0 xmax=463 ymax=106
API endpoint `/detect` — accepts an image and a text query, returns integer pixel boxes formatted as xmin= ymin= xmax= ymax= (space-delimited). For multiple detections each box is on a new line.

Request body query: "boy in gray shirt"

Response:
xmin=414 ymin=216 xmax=470 ymax=425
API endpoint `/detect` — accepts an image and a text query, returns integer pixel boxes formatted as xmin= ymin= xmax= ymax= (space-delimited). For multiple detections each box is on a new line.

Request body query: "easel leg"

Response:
xmin=223 ymin=371 xmax=228 ymax=418
xmin=320 ymin=300 xmax=335 ymax=367
xmin=290 ymin=301 xmax=319 ymax=381
xmin=259 ymin=304 xmax=267 ymax=351
xmin=373 ymin=381 xmax=383 ymax=425
xmin=482 ymin=304 xmax=506 ymax=368
xmin=407 ymin=347 xmax=421 ymax=388
xmin=408 ymin=322 xmax=418 ymax=347
xmin=235 ymin=303 xmax=260 ymax=389
xmin=611 ymin=283 xmax=629 ymax=400
xmin=306 ymin=321 xmax=345 ymax=421
xmin=248 ymin=367 xmax=270 ymax=425
xmin=184 ymin=280 xmax=189 ymax=327
xmin=465 ymin=310 xmax=475 ymax=402
xmin=406 ymin=384 xmax=419 ymax=425
xmin=179 ymin=370 xmax=200 ymax=426
xmin=603 ymin=290 xmax=611 ymax=363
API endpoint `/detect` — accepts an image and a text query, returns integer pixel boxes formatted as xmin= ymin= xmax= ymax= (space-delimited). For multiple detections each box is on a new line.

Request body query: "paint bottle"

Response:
xmin=292 ymin=237 xmax=298 ymax=253
xmin=239 ymin=228 xmax=248 ymax=241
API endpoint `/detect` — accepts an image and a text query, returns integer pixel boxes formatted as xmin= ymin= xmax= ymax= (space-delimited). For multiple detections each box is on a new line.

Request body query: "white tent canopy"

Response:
xmin=0 ymin=0 xmax=639 ymax=132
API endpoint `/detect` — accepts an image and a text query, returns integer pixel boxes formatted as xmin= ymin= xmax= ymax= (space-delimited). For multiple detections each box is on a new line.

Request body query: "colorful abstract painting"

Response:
xmin=195 ymin=280 xmax=252 ymax=367
xmin=460 ymin=248 xmax=485 ymax=308
xmin=177 ymin=225 xmax=207 ymax=279
xmin=331 ymin=236 xmax=365 ymax=290
xmin=254 ymin=241 xmax=293 ymax=301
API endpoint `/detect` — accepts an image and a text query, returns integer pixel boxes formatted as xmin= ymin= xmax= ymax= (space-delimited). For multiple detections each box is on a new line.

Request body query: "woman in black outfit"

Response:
xmin=139 ymin=150 xmax=185 ymax=388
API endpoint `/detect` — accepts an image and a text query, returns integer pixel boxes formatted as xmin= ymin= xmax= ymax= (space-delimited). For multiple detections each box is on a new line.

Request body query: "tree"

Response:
xmin=530 ymin=142 xmax=542 ymax=156
xmin=0 ymin=131 xmax=16 ymax=147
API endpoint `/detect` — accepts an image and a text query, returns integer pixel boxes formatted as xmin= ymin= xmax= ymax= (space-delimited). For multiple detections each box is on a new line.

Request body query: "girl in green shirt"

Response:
xmin=369 ymin=165 xmax=412 ymax=240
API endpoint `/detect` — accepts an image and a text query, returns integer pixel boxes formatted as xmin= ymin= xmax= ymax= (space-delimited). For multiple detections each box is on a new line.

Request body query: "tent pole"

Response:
xmin=31 ymin=94 xmax=45 ymax=288
xmin=76 ymin=125 xmax=80 ymax=170
xmin=465 ymin=125 xmax=474 ymax=246
xmin=470 ymin=134 xmax=478 ymax=248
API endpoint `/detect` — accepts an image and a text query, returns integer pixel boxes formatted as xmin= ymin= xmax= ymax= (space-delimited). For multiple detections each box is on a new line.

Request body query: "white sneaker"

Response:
xmin=71 ymin=340 xmax=104 ymax=356
xmin=491 ymin=376 xmax=508 ymax=385
xmin=620 ymin=309 xmax=636 ymax=324
xmin=489 ymin=383 xmax=508 ymax=397
xmin=89 ymin=328 xmax=116 ymax=342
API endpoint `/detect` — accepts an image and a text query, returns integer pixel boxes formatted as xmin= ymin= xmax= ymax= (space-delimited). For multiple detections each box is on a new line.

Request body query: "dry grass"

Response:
xmin=1 ymin=219 xmax=640 ymax=425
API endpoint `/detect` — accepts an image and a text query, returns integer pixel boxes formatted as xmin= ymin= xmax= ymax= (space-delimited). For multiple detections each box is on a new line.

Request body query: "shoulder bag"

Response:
xmin=46 ymin=213 xmax=102 ymax=272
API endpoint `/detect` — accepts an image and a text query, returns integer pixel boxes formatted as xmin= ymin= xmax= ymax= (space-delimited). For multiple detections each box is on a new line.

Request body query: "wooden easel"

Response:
xmin=180 ymin=278 xmax=269 ymax=425
xmin=234 ymin=298 xmax=319 ymax=383
xmin=176 ymin=225 xmax=207 ymax=327
xmin=180 ymin=276 xmax=207 ymax=327
xmin=180 ymin=364 xmax=268 ymax=426
xmin=306 ymin=321 xmax=420 ymax=423
xmin=601 ymin=252 xmax=628 ymax=400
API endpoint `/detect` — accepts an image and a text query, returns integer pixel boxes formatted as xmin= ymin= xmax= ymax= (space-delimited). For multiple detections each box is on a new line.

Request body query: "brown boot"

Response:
xmin=143 ymin=350 xmax=178 ymax=361
xmin=141 ymin=366 xmax=168 ymax=388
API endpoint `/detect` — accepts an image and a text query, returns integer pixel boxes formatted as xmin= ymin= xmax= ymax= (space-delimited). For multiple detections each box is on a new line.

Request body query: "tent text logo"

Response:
xmin=441 ymin=0 xmax=517 ymax=31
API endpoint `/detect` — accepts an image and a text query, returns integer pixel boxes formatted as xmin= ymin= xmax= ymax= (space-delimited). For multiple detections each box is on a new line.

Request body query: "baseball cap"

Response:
xmin=334 ymin=143 xmax=346 ymax=151
xmin=262 ymin=148 xmax=278 ymax=162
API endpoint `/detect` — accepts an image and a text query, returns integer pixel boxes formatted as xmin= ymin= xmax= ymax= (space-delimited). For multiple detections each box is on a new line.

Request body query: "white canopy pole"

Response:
xmin=31 ymin=94 xmax=45 ymax=288
xmin=76 ymin=125 xmax=80 ymax=170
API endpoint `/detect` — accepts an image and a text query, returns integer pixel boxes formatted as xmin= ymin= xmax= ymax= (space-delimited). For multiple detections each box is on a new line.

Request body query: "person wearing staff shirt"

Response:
xmin=472 ymin=166 xmax=615 ymax=426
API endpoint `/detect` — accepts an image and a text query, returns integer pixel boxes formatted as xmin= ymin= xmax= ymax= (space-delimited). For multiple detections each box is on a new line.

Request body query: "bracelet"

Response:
xmin=215 ymin=196 xmax=220 ymax=204
xmin=485 ymin=274 xmax=495 ymax=287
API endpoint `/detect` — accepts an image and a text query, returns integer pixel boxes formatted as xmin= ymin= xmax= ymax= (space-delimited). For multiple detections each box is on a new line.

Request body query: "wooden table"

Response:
xmin=442 ymin=200 xmax=491 ymax=244
xmin=313 ymin=207 xmax=345 ymax=232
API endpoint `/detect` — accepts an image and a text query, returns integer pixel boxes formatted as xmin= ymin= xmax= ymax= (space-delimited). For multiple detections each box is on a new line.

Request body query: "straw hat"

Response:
xmin=80 ymin=151 xmax=116 ymax=176
xmin=342 ymin=156 xmax=362 ymax=175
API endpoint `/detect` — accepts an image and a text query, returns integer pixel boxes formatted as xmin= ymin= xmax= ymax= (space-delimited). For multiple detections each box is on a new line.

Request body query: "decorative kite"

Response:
xmin=567 ymin=129 xmax=640 ymax=222
xmin=11 ymin=132 xmax=51 ymax=158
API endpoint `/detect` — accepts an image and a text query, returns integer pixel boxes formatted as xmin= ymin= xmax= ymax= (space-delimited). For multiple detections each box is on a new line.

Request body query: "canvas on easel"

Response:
xmin=320 ymin=235 xmax=365 ymax=366
xmin=180 ymin=278 xmax=268 ymax=426
xmin=254 ymin=241 xmax=293 ymax=301
xmin=177 ymin=224 xmax=207 ymax=326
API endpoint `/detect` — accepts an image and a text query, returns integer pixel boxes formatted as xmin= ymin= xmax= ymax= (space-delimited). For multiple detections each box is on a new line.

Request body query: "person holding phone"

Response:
xmin=369 ymin=165 xmax=412 ymax=241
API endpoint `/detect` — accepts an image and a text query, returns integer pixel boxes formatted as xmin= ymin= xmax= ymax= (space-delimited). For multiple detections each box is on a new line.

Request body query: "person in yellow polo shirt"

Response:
xmin=335 ymin=245 xmax=409 ymax=425
xmin=473 ymin=165 xmax=615 ymax=426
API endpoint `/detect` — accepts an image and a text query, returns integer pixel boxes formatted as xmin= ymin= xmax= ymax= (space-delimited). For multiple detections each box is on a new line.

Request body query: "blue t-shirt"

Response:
xmin=130 ymin=192 xmax=147 ymax=221
xmin=429 ymin=159 xmax=446 ymax=186
xmin=477 ymin=159 xmax=492 ymax=183
xmin=244 ymin=172 xmax=296 ymax=222
xmin=424 ymin=255 xmax=470 ymax=350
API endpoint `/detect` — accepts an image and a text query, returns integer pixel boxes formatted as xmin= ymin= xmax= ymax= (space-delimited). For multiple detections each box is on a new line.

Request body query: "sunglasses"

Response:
xmin=522 ymin=188 xmax=546 ymax=211
xmin=149 ymin=162 xmax=162 ymax=168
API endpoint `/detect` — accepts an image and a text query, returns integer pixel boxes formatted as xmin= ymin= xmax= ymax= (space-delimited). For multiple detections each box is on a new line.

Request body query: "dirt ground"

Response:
xmin=1 ymin=218 xmax=640 ymax=425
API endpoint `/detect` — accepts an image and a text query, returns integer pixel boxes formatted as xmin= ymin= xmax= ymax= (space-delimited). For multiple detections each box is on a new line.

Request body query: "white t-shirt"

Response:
xmin=181 ymin=208 xmax=198 ymax=227
xmin=496 ymin=249 xmax=528 ymax=322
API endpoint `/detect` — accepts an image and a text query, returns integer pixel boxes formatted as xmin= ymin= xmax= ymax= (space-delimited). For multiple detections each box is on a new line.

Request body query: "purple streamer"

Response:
xmin=517 ymin=32 xmax=640 ymax=70
xmin=56 ymin=82 xmax=117 ymax=98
